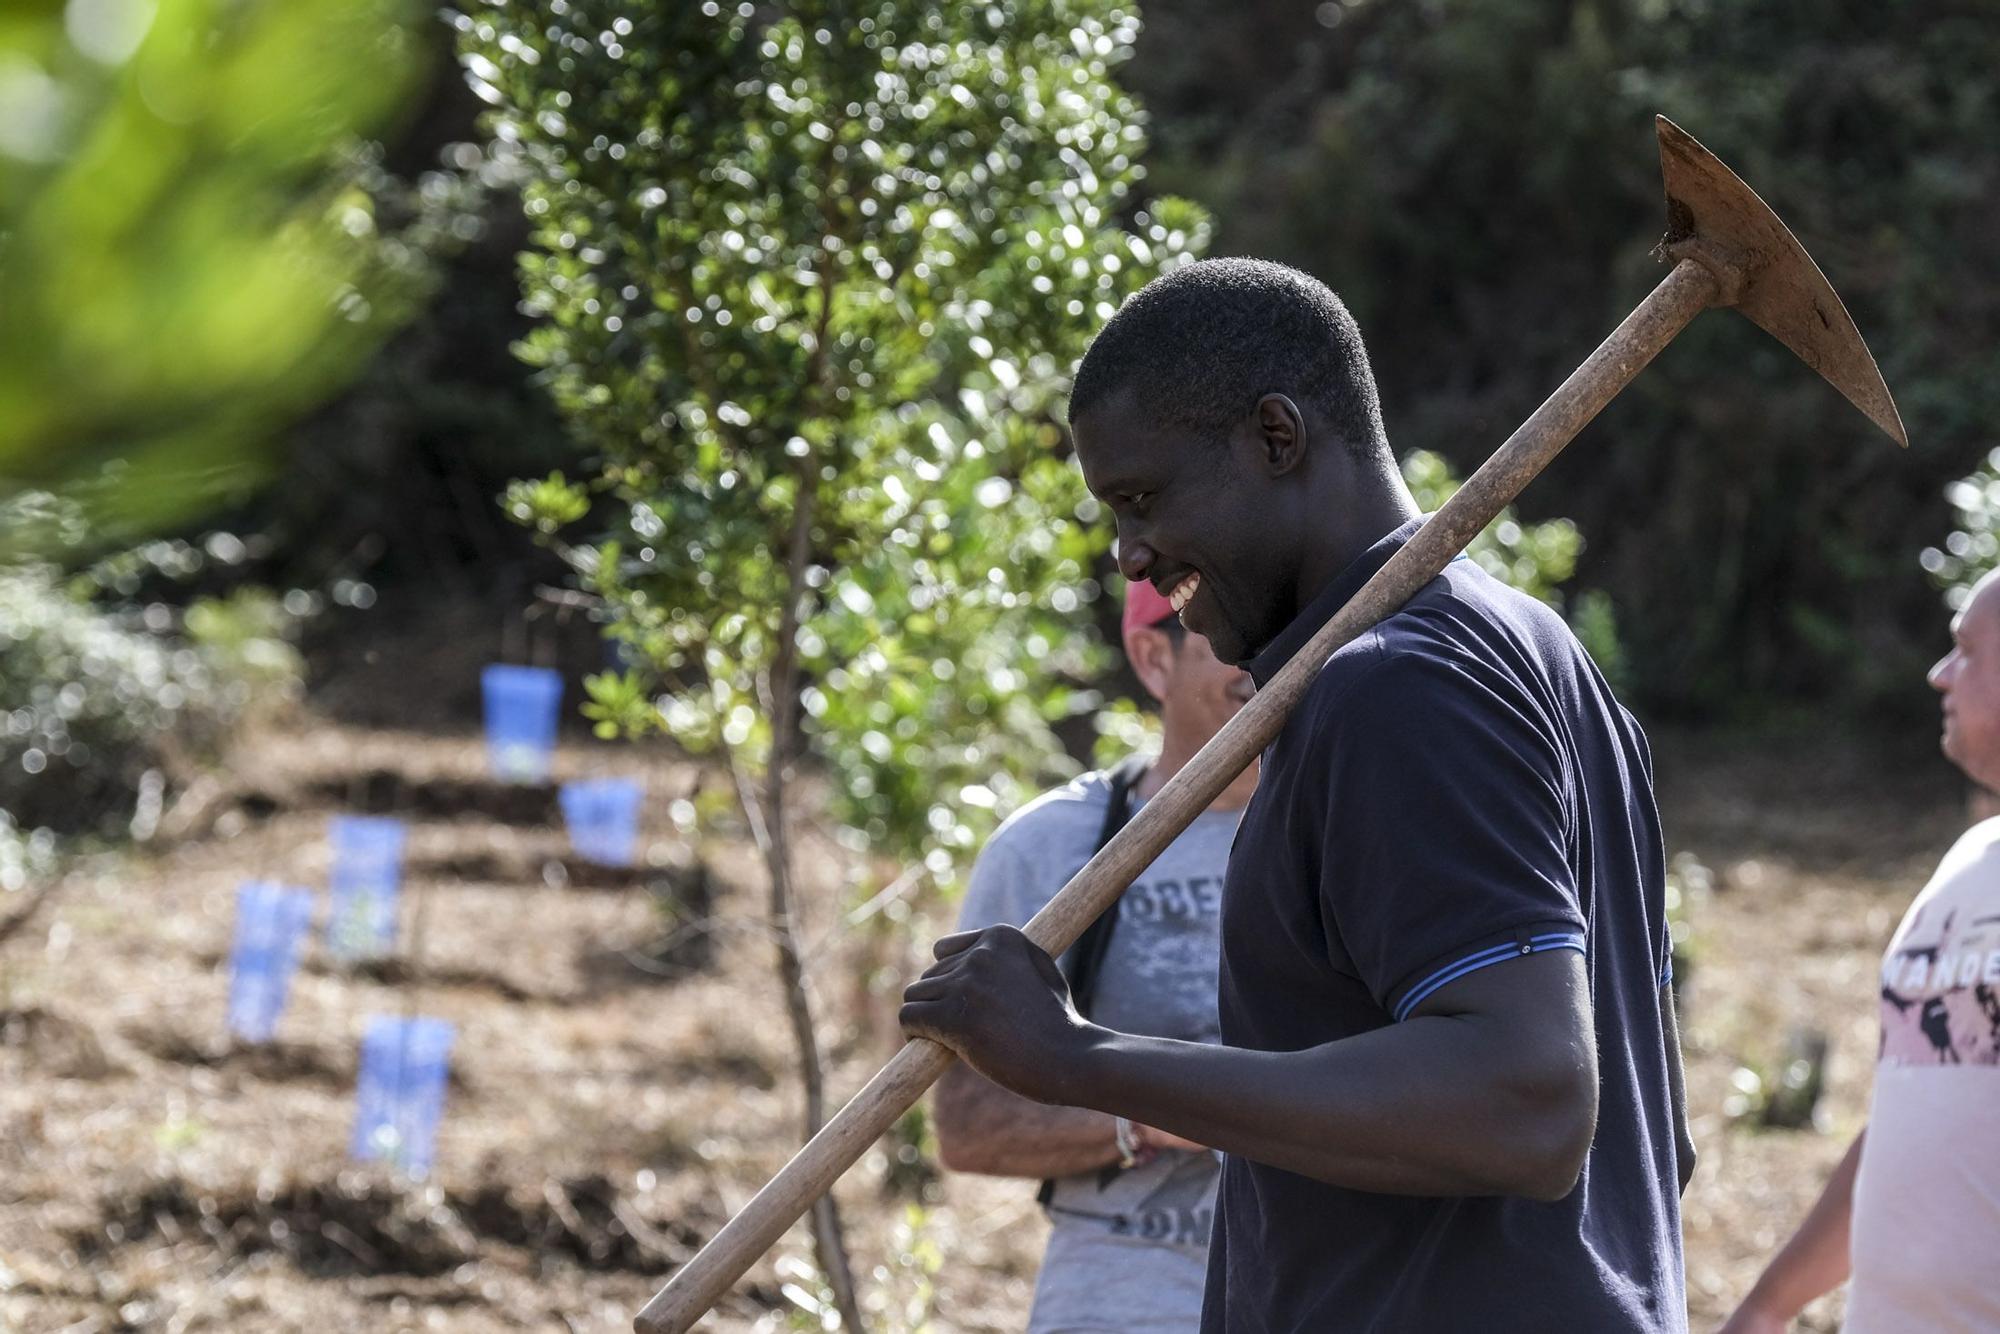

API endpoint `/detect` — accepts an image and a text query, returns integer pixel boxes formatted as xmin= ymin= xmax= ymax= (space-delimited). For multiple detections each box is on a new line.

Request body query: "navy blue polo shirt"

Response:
xmin=1201 ymin=518 xmax=1684 ymax=1333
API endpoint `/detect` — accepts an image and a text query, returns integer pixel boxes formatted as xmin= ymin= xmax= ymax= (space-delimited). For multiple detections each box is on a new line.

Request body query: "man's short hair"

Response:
xmin=1069 ymin=257 xmax=1388 ymax=458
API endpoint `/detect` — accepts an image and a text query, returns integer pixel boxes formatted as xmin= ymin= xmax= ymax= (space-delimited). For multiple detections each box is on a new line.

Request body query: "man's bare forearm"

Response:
xmin=1662 ymin=982 xmax=1697 ymax=1192
xmin=1067 ymin=1002 xmax=1596 ymax=1199
xmin=904 ymin=929 xmax=1596 ymax=1199
xmin=933 ymin=1064 xmax=1119 ymax=1178
xmin=1024 ymin=951 xmax=1599 ymax=1200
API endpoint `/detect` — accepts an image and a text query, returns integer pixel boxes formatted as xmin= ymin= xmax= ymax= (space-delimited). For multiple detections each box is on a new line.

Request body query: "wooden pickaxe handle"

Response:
xmin=633 ymin=256 xmax=1721 ymax=1334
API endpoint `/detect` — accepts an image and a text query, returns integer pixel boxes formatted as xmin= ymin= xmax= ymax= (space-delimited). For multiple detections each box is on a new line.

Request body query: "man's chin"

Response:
xmin=1209 ymin=632 xmax=1252 ymax=668
xmin=1183 ymin=609 xmax=1244 ymax=665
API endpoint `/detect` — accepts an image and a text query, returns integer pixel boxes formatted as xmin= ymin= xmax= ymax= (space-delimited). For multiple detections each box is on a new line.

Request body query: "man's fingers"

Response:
xmin=931 ymin=929 xmax=983 ymax=960
xmin=913 ymin=950 xmax=969 ymax=985
xmin=901 ymin=973 xmax=957 ymax=1003
xmin=897 ymin=1000 xmax=965 ymax=1052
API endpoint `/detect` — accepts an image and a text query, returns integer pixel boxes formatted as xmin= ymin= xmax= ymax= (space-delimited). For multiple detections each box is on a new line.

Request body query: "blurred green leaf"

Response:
xmin=0 ymin=0 xmax=429 ymax=539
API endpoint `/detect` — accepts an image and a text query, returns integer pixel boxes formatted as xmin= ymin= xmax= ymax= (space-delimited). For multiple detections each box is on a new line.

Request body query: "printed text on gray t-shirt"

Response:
xmin=957 ymin=769 xmax=1239 ymax=1333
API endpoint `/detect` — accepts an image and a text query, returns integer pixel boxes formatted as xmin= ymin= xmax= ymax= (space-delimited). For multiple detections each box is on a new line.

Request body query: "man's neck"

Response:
xmin=1289 ymin=460 xmax=1421 ymax=620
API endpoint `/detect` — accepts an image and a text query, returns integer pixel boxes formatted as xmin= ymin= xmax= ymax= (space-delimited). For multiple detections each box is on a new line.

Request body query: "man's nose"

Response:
xmin=1930 ymin=651 xmax=1958 ymax=693
xmin=1117 ymin=533 xmax=1157 ymax=585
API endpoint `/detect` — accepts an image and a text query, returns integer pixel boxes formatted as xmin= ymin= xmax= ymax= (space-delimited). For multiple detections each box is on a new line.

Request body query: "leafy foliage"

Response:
xmin=471 ymin=0 xmax=1210 ymax=883
xmin=1922 ymin=448 xmax=2000 ymax=611
xmin=0 ymin=497 xmax=303 ymax=839
xmin=0 ymin=0 xmax=434 ymax=540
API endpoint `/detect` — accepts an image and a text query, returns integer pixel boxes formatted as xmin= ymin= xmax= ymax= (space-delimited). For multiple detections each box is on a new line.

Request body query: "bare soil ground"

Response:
xmin=0 ymin=705 xmax=1967 ymax=1333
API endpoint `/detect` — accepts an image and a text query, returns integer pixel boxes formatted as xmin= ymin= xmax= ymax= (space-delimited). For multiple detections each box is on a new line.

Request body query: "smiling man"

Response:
xmin=903 ymin=258 xmax=1692 ymax=1331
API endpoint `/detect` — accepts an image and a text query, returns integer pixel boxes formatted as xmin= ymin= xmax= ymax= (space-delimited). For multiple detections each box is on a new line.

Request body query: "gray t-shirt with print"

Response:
xmin=957 ymin=768 xmax=1239 ymax=1333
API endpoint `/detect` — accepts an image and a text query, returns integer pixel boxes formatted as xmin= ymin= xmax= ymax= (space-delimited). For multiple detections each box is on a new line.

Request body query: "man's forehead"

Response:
xmin=1072 ymin=403 xmax=1153 ymax=484
xmin=1957 ymin=578 xmax=2000 ymax=639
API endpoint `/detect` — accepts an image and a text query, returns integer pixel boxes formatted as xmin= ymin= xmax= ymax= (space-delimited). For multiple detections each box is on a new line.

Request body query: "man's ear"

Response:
xmin=1126 ymin=626 xmax=1177 ymax=705
xmin=1252 ymin=393 xmax=1307 ymax=476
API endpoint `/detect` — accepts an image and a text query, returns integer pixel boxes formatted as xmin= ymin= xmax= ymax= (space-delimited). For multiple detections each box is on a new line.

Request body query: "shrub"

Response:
xmin=0 ymin=497 xmax=302 ymax=840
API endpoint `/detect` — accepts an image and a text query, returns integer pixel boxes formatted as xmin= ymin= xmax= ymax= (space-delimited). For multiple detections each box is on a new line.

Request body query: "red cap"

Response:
xmin=1121 ymin=576 xmax=1176 ymax=654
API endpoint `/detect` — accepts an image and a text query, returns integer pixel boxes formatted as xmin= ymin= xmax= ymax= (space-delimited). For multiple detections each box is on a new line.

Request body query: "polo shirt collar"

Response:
xmin=1245 ymin=516 xmax=1427 ymax=689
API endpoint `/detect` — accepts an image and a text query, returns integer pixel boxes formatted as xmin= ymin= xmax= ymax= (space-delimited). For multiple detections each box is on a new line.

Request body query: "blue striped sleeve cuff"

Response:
xmin=1393 ymin=931 xmax=1588 ymax=1022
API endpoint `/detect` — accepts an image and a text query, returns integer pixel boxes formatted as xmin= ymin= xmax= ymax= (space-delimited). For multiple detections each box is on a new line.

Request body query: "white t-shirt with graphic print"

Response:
xmin=1847 ymin=815 xmax=2000 ymax=1332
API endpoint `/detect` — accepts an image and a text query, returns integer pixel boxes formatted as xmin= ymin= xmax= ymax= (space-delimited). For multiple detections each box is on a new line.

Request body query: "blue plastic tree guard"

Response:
xmin=325 ymin=815 xmax=406 ymax=962
xmin=481 ymin=664 xmax=563 ymax=783
xmin=559 ymin=776 xmax=644 ymax=867
xmin=350 ymin=1014 xmax=456 ymax=1179
xmin=226 ymin=882 xmax=316 ymax=1043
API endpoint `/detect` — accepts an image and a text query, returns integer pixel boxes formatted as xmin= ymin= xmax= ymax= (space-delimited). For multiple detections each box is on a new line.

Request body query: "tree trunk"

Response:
xmin=726 ymin=470 xmax=866 ymax=1331
xmin=766 ymin=767 xmax=864 ymax=1330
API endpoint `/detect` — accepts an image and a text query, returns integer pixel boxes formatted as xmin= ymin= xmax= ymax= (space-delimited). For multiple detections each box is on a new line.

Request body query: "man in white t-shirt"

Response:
xmin=934 ymin=578 xmax=1255 ymax=1332
xmin=1721 ymin=568 xmax=2000 ymax=1333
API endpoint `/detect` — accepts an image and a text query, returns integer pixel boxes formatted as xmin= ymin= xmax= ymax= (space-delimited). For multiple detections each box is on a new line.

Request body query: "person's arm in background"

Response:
xmin=1717 ymin=1130 xmax=1865 ymax=1334
xmin=930 ymin=801 xmax=1203 ymax=1180
xmin=934 ymin=1064 xmax=1196 ymax=1177
xmin=1662 ymin=981 xmax=1697 ymax=1193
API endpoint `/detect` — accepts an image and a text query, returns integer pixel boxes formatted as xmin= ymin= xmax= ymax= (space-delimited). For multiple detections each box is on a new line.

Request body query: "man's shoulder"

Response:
xmin=1311 ymin=564 xmax=1581 ymax=703
xmin=982 ymin=769 xmax=1115 ymax=860
xmin=959 ymin=770 xmax=1116 ymax=928
xmin=1915 ymin=814 xmax=2000 ymax=907
xmin=1945 ymin=814 xmax=2000 ymax=862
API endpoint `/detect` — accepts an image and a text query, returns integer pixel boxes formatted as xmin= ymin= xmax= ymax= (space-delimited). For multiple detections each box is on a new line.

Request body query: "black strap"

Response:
xmin=1058 ymin=752 xmax=1151 ymax=1013
xmin=1037 ymin=752 xmax=1151 ymax=1209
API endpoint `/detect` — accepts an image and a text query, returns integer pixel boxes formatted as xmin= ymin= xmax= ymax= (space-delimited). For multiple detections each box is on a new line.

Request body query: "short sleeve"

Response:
xmin=956 ymin=835 xmax=1043 ymax=932
xmin=1317 ymin=654 xmax=1586 ymax=1020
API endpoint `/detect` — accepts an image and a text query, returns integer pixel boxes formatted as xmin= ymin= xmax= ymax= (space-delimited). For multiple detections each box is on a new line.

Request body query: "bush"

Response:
xmin=0 ymin=498 xmax=303 ymax=840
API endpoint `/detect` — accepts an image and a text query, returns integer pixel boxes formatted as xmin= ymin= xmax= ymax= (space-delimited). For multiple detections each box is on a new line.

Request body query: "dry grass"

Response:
xmin=0 ymin=708 xmax=1967 ymax=1332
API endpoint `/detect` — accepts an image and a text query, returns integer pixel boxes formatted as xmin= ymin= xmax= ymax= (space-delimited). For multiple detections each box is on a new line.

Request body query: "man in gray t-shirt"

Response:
xmin=937 ymin=578 xmax=1255 ymax=1332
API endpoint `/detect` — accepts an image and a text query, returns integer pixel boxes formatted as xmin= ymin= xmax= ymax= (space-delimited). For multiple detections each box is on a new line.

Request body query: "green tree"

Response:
xmin=0 ymin=0 xmax=477 ymax=940
xmin=464 ymin=0 xmax=1207 ymax=1320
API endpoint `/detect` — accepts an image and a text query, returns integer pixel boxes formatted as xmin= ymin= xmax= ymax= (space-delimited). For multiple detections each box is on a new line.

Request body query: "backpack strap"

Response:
xmin=1057 ymin=752 xmax=1152 ymax=1011
xmin=1037 ymin=752 xmax=1152 ymax=1209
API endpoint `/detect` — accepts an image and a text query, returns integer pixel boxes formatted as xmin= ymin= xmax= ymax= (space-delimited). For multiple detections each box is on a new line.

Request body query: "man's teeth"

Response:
xmin=1169 ymin=572 xmax=1201 ymax=613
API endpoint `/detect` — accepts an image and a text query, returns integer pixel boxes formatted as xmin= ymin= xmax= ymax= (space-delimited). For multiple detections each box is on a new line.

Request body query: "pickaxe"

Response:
xmin=633 ymin=114 xmax=1906 ymax=1334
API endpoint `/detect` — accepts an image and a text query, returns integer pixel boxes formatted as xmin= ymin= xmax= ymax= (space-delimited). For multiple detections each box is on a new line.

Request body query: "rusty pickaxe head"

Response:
xmin=1653 ymin=114 xmax=1906 ymax=447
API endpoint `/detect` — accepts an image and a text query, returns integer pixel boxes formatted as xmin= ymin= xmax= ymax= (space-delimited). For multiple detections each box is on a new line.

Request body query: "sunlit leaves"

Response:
xmin=467 ymin=0 xmax=1205 ymax=886
xmin=504 ymin=471 xmax=592 ymax=535
xmin=1922 ymin=448 xmax=2000 ymax=612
